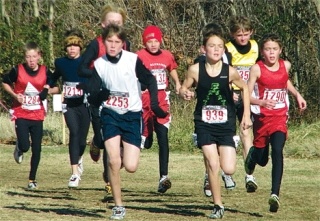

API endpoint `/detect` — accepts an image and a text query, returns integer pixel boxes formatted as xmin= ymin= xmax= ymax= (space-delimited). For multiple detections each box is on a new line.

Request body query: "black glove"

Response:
xmin=38 ymin=88 xmax=48 ymax=101
xmin=98 ymin=88 xmax=110 ymax=101
xmin=140 ymin=83 xmax=147 ymax=91
xmin=151 ymin=105 xmax=168 ymax=118
xmin=87 ymin=88 xmax=110 ymax=106
xmin=76 ymin=83 xmax=87 ymax=91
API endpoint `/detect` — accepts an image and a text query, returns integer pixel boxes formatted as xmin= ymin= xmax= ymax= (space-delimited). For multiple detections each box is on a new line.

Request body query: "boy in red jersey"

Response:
xmin=136 ymin=25 xmax=181 ymax=193
xmin=246 ymin=33 xmax=306 ymax=213
xmin=2 ymin=42 xmax=53 ymax=190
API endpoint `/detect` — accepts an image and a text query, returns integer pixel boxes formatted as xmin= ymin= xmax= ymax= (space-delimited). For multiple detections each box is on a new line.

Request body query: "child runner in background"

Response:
xmin=136 ymin=25 xmax=181 ymax=193
xmin=51 ymin=29 xmax=90 ymax=188
xmin=179 ymin=29 xmax=252 ymax=219
xmin=91 ymin=24 xmax=167 ymax=220
xmin=246 ymin=33 xmax=306 ymax=213
xmin=78 ymin=4 xmax=130 ymax=194
xmin=225 ymin=15 xmax=259 ymax=192
xmin=2 ymin=42 xmax=53 ymax=190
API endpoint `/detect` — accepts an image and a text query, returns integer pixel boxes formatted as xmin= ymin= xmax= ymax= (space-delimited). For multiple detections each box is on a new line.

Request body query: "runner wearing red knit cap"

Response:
xmin=137 ymin=25 xmax=181 ymax=193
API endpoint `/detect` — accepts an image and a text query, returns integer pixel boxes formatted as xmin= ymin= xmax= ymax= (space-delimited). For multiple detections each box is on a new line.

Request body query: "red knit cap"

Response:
xmin=142 ymin=25 xmax=162 ymax=45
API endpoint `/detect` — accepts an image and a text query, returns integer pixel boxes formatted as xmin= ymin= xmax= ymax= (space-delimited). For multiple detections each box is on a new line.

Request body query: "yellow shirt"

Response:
xmin=226 ymin=40 xmax=259 ymax=90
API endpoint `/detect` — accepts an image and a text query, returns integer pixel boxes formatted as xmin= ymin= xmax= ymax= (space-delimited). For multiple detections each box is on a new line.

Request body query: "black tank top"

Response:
xmin=194 ymin=60 xmax=236 ymax=136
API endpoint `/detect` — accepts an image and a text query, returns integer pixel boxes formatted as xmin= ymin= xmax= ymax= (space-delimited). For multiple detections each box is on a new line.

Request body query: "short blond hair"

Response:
xmin=101 ymin=5 xmax=127 ymax=24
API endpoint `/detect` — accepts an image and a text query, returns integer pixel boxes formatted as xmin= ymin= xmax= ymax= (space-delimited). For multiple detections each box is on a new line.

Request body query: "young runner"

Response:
xmin=224 ymin=15 xmax=260 ymax=192
xmin=136 ymin=25 xmax=181 ymax=193
xmin=179 ymin=29 xmax=252 ymax=219
xmin=194 ymin=22 xmax=236 ymax=197
xmin=2 ymin=42 xmax=53 ymax=190
xmin=51 ymin=29 xmax=90 ymax=188
xmin=91 ymin=24 xmax=167 ymax=220
xmin=246 ymin=33 xmax=306 ymax=212
xmin=78 ymin=4 xmax=130 ymax=193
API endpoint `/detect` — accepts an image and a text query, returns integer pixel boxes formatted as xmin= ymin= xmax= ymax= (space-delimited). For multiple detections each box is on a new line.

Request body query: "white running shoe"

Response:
xmin=27 ymin=180 xmax=38 ymax=190
xmin=14 ymin=141 xmax=23 ymax=164
xmin=221 ymin=172 xmax=236 ymax=190
xmin=78 ymin=156 xmax=83 ymax=176
xmin=203 ymin=173 xmax=212 ymax=197
xmin=140 ymin=135 xmax=146 ymax=149
xmin=233 ymin=135 xmax=240 ymax=149
xmin=245 ymin=175 xmax=258 ymax=192
xmin=110 ymin=206 xmax=126 ymax=220
xmin=192 ymin=133 xmax=197 ymax=146
xmin=68 ymin=174 xmax=81 ymax=188
xmin=208 ymin=204 xmax=224 ymax=219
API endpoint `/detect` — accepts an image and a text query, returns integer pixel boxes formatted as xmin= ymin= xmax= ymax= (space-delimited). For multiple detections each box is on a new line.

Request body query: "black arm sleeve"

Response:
xmin=2 ymin=66 xmax=18 ymax=85
xmin=86 ymin=68 xmax=110 ymax=107
xmin=78 ymin=39 xmax=99 ymax=78
xmin=46 ymin=68 xmax=55 ymax=87
xmin=136 ymin=58 xmax=167 ymax=118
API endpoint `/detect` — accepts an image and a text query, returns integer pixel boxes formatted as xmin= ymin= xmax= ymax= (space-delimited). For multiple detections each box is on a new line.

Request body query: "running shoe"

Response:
xmin=245 ymin=175 xmax=258 ymax=193
xmin=140 ymin=135 xmax=146 ymax=149
xmin=269 ymin=194 xmax=280 ymax=212
xmin=208 ymin=204 xmax=224 ymax=219
xmin=110 ymin=206 xmax=126 ymax=220
xmin=203 ymin=174 xmax=212 ymax=197
xmin=68 ymin=174 xmax=81 ymax=188
xmin=13 ymin=141 xmax=23 ymax=164
xmin=233 ymin=135 xmax=240 ymax=149
xmin=78 ymin=156 xmax=84 ymax=176
xmin=90 ymin=139 xmax=101 ymax=162
xmin=158 ymin=176 xmax=171 ymax=193
xmin=27 ymin=180 xmax=38 ymax=190
xmin=244 ymin=146 xmax=256 ymax=175
xmin=105 ymin=183 xmax=112 ymax=194
xmin=103 ymin=172 xmax=112 ymax=194
xmin=221 ymin=172 xmax=236 ymax=190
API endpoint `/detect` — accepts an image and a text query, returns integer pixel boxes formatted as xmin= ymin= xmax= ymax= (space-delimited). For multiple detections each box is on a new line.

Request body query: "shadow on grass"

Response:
xmin=7 ymin=189 xmax=76 ymax=201
xmin=4 ymin=202 xmax=105 ymax=218
xmin=125 ymin=204 xmax=264 ymax=218
xmin=225 ymin=207 xmax=263 ymax=218
xmin=126 ymin=204 xmax=205 ymax=217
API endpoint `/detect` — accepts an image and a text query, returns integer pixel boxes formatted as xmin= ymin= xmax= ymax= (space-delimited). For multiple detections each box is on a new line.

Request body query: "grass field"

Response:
xmin=0 ymin=144 xmax=319 ymax=221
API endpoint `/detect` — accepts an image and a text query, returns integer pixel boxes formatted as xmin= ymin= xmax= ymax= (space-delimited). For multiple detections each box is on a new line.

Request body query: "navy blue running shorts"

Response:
xmin=100 ymin=108 xmax=142 ymax=148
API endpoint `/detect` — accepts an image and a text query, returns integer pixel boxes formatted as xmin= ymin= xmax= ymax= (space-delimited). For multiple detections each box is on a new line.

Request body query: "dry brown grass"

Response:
xmin=0 ymin=144 xmax=319 ymax=221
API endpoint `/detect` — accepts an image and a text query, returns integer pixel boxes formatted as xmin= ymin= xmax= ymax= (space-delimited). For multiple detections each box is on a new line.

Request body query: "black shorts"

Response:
xmin=196 ymin=133 xmax=236 ymax=149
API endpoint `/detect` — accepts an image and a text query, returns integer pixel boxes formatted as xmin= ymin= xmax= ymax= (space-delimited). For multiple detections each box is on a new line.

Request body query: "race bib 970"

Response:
xmin=202 ymin=105 xmax=228 ymax=123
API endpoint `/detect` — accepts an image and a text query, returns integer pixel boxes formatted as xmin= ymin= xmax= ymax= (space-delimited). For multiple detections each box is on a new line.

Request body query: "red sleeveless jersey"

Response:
xmin=13 ymin=64 xmax=47 ymax=120
xmin=253 ymin=59 xmax=289 ymax=117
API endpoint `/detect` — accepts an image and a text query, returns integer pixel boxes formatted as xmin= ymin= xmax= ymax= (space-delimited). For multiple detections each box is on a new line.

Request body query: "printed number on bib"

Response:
xmin=22 ymin=94 xmax=41 ymax=110
xmin=202 ymin=105 xmax=228 ymax=123
xmin=151 ymin=69 xmax=167 ymax=90
xmin=235 ymin=66 xmax=251 ymax=82
xmin=63 ymin=82 xmax=83 ymax=98
xmin=263 ymin=88 xmax=287 ymax=109
xmin=104 ymin=91 xmax=129 ymax=110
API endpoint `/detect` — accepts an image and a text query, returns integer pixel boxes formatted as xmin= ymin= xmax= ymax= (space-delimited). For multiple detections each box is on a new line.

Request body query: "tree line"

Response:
xmin=0 ymin=0 xmax=319 ymax=123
